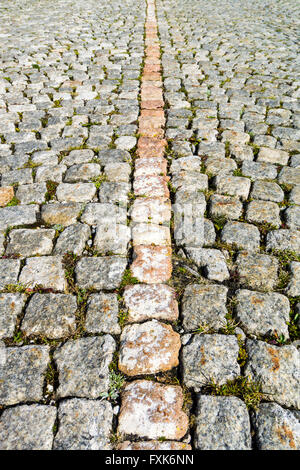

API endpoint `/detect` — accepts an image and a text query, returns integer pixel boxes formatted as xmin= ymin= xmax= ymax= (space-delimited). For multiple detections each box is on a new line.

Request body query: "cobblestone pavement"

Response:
xmin=0 ymin=0 xmax=299 ymax=451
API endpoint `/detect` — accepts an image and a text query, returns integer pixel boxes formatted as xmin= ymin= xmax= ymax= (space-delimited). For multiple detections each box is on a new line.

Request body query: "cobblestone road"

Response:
xmin=0 ymin=0 xmax=299 ymax=450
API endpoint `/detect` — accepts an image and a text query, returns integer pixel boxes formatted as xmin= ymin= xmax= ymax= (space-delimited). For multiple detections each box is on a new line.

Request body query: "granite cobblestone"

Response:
xmin=0 ymin=0 xmax=299 ymax=451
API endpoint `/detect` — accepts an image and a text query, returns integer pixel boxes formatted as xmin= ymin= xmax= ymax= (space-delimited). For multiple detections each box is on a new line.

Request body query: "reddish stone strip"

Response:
xmin=0 ymin=186 xmax=14 ymax=206
xmin=117 ymin=0 xmax=190 ymax=448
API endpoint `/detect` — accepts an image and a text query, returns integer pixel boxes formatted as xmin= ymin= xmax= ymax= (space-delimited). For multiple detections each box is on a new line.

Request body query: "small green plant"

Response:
xmin=273 ymin=250 xmax=300 ymax=265
xmin=6 ymin=196 xmax=20 ymax=207
xmin=76 ymin=288 xmax=87 ymax=305
xmin=212 ymin=216 xmax=227 ymax=232
xmin=13 ymin=331 xmax=24 ymax=344
xmin=23 ymin=159 xmax=41 ymax=169
xmin=53 ymin=100 xmax=61 ymax=108
xmin=277 ymin=270 xmax=290 ymax=290
xmin=255 ymin=222 xmax=277 ymax=237
xmin=274 ymin=250 xmax=300 ymax=291
xmin=274 ymin=333 xmax=288 ymax=345
xmin=220 ymin=316 xmax=240 ymax=335
xmin=193 ymin=322 xmax=214 ymax=335
xmin=288 ymin=319 xmax=300 ymax=342
xmin=62 ymin=252 xmax=78 ymax=289
xmin=53 ymin=224 xmax=64 ymax=237
xmin=167 ymin=181 xmax=176 ymax=194
xmin=109 ymin=432 xmax=122 ymax=445
xmin=182 ymin=385 xmax=193 ymax=413
xmin=280 ymin=183 xmax=293 ymax=193
xmin=92 ymin=174 xmax=106 ymax=189
xmin=4 ymin=282 xmax=30 ymax=293
xmin=118 ymin=308 xmax=129 ymax=328
xmin=233 ymin=168 xmax=244 ymax=177
xmin=237 ymin=335 xmax=248 ymax=367
xmin=44 ymin=362 xmax=57 ymax=385
xmin=4 ymin=282 xmax=58 ymax=295
xmin=100 ymin=371 xmax=125 ymax=401
xmin=119 ymin=269 xmax=139 ymax=290
xmin=127 ymin=191 xmax=136 ymax=201
xmin=288 ymin=297 xmax=300 ymax=341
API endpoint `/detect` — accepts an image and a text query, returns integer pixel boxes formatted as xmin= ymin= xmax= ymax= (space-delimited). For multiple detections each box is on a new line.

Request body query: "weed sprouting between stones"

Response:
xmin=45 ymin=180 xmax=59 ymax=201
xmin=118 ymin=268 xmax=139 ymax=291
xmin=99 ymin=370 xmax=125 ymax=402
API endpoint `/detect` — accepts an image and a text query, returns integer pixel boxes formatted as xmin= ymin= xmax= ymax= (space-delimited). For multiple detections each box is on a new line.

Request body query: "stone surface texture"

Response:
xmin=0 ymin=0 xmax=299 ymax=451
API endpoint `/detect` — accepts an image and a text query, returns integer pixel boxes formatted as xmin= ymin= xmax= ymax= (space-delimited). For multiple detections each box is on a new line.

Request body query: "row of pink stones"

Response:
xmin=116 ymin=0 xmax=190 ymax=450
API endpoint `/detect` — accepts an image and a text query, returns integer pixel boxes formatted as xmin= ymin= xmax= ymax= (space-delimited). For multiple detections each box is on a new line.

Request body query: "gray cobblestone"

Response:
xmin=0 ymin=0 xmax=299 ymax=450
xmin=0 ymin=345 xmax=49 ymax=405
xmin=54 ymin=335 xmax=116 ymax=399
xmin=53 ymin=399 xmax=113 ymax=450
xmin=0 ymin=405 xmax=56 ymax=450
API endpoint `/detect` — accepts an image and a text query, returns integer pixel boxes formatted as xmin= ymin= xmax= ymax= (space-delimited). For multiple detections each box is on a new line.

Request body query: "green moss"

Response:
xmin=118 ymin=308 xmax=129 ymax=328
xmin=232 ymin=168 xmax=244 ymax=177
xmin=237 ymin=335 xmax=248 ymax=367
xmin=109 ymin=432 xmax=122 ymax=445
xmin=274 ymin=250 xmax=300 ymax=291
xmin=288 ymin=296 xmax=300 ymax=341
xmin=203 ymin=375 xmax=264 ymax=411
xmin=119 ymin=268 xmax=139 ymax=290
xmin=53 ymin=100 xmax=62 ymax=108
xmin=92 ymin=174 xmax=106 ymax=189
xmin=211 ymin=215 xmax=227 ymax=233
xmin=45 ymin=180 xmax=59 ymax=201
xmin=6 ymin=196 xmax=20 ymax=207
xmin=4 ymin=282 xmax=30 ymax=293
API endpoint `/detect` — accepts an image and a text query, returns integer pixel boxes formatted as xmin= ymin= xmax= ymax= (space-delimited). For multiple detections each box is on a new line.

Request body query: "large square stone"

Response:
xmin=0 ymin=345 xmax=49 ymax=405
xmin=54 ymin=335 xmax=115 ymax=398
xmin=182 ymin=334 xmax=240 ymax=391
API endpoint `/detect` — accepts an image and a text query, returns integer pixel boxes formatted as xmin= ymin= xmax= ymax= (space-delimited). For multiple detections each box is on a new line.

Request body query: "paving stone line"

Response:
xmin=117 ymin=0 xmax=190 ymax=449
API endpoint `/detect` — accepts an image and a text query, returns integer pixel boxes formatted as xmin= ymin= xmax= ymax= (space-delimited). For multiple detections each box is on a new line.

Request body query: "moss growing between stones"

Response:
xmin=274 ymin=250 xmax=300 ymax=291
xmin=6 ymin=196 xmax=20 ymax=207
xmin=237 ymin=336 xmax=248 ymax=368
xmin=45 ymin=180 xmax=59 ymax=201
xmin=203 ymin=375 xmax=264 ymax=411
xmin=92 ymin=174 xmax=107 ymax=189
xmin=118 ymin=268 xmax=139 ymax=291
xmin=288 ymin=296 xmax=300 ymax=341
xmin=118 ymin=307 xmax=129 ymax=328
